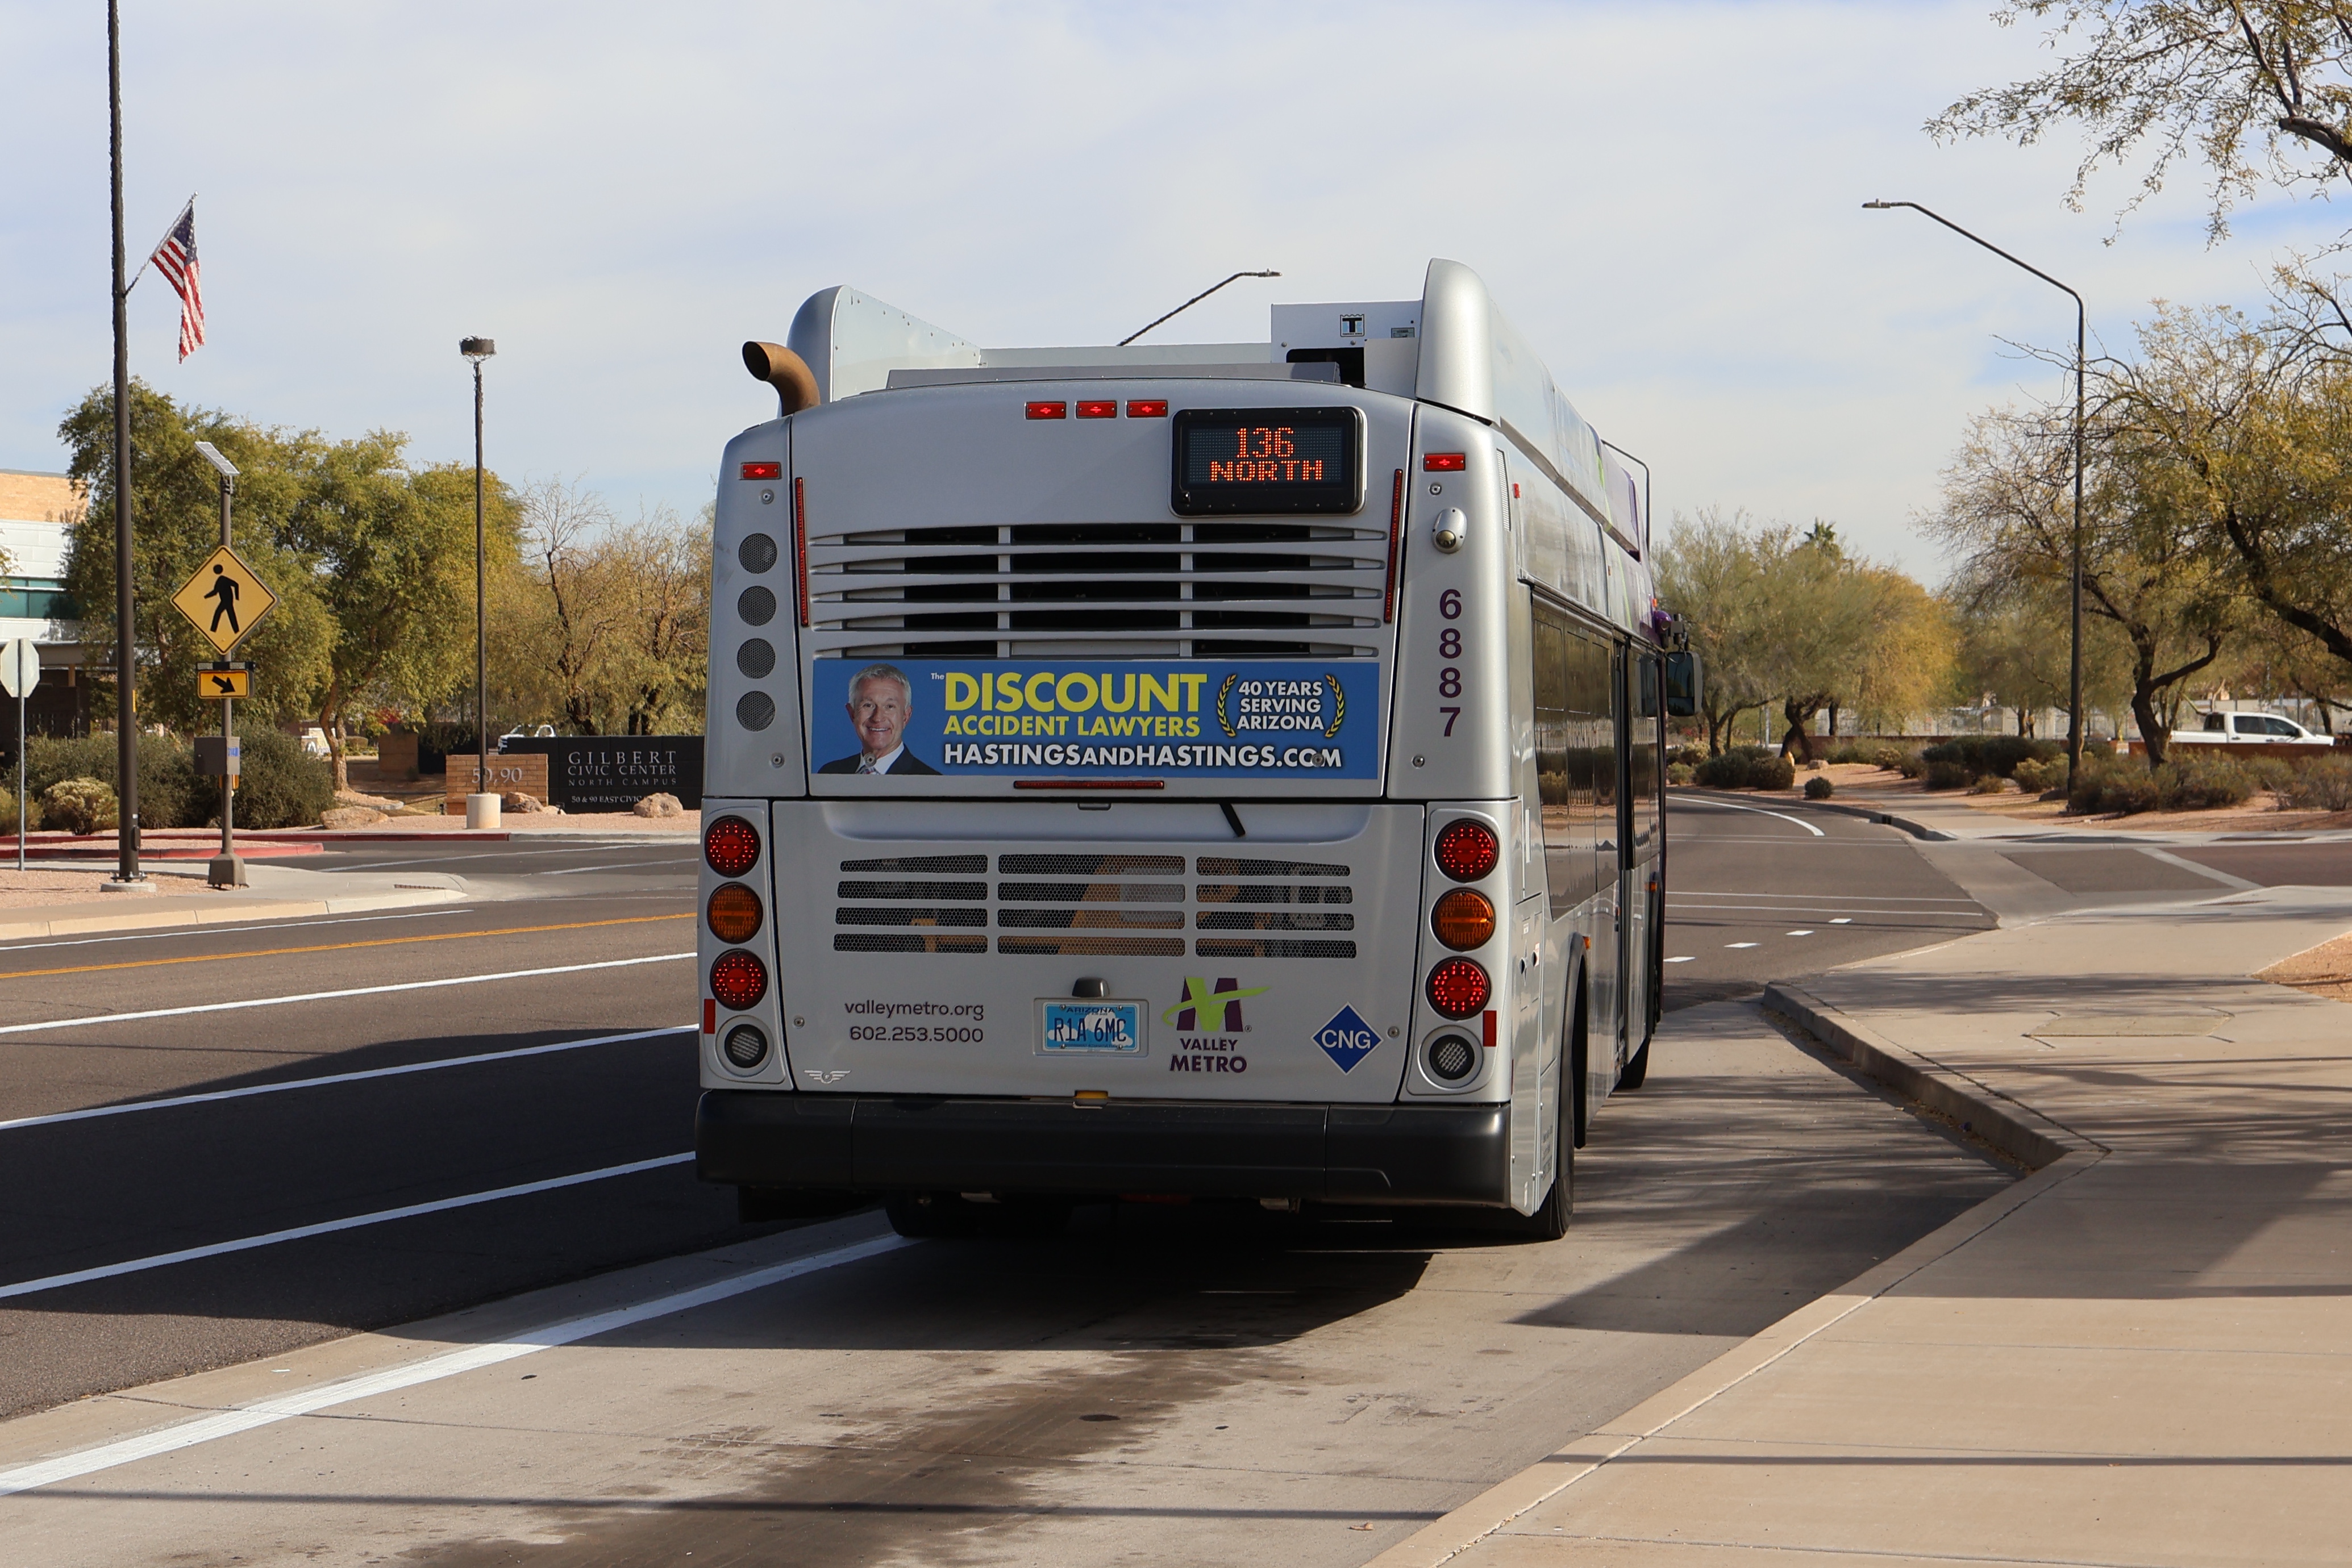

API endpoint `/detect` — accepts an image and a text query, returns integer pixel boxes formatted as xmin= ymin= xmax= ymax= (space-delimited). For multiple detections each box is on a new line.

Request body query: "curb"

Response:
xmin=1360 ymin=984 xmax=2104 ymax=1568
xmin=1668 ymin=786 xmax=1957 ymax=842
xmin=1760 ymin=982 xmax=2103 ymax=1169
xmin=0 ymin=886 xmax=467 ymax=944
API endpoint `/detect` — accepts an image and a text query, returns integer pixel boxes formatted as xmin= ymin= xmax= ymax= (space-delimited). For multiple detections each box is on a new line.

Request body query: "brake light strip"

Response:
xmin=1384 ymin=468 xmax=1404 ymax=623
xmin=793 ymin=476 xmax=810 ymax=627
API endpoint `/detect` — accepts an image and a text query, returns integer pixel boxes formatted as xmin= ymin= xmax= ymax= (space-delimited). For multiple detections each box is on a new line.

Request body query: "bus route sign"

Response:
xmin=809 ymin=658 xmax=1382 ymax=782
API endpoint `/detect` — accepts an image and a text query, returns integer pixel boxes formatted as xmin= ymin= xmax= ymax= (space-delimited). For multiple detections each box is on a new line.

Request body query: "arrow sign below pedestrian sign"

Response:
xmin=172 ymin=545 xmax=276 ymax=655
xmin=197 ymin=662 xmax=253 ymax=699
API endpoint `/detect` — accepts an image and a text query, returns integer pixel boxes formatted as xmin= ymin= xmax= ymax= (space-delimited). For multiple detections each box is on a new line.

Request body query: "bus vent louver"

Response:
xmin=800 ymin=520 xmax=1390 ymax=661
xmin=829 ymin=852 xmax=1357 ymax=958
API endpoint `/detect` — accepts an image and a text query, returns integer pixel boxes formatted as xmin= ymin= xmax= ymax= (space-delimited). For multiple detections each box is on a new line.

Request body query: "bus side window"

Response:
xmin=1534 ymin=610 xmax=1575 ymax=920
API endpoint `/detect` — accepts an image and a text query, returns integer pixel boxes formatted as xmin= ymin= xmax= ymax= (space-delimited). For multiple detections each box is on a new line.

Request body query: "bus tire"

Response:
xmin=1618 ymin=1035 xmax=1651 ymax=1090
xmin=885 ymin=1192 xmax=980 ymax=1238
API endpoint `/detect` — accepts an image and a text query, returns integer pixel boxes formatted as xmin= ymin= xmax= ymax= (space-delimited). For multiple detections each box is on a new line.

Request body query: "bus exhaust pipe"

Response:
xmin=742 ymin=341 xmax=821 ymax=415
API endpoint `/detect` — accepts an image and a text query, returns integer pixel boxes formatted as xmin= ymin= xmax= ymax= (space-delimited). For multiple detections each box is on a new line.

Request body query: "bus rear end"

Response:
xmin=695 ymin=277 xmax=1578 ymax=1231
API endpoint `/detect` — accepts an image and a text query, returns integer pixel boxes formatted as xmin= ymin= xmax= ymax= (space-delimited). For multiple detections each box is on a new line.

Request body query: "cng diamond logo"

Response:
xmin=1314 ymin=1006 xmax=1380 ymax=1072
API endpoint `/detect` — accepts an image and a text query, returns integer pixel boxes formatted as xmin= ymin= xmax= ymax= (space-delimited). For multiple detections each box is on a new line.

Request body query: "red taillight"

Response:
xmin=1433 ymin=819 xmax=1500 ymax=882
xmin=1126 ymin=399 xmax=1168 ymax=418
xmin=1075 ymin=399 xmax=1117 ymax=419
xmin=703 ymin=815 xmax=760 ymax=877
xmin=739 ymin=461 xmax=782 ymax=480
xmin=710 ymin=950 xmax=769 ymax=1011
xmin=1026 ymin=401 xmax=1068 ymax=420
xmin=1426 ymin=958 xmax=1491 ymax=1019
xmin=1424 ymin=452 xmax=1467 ymax=472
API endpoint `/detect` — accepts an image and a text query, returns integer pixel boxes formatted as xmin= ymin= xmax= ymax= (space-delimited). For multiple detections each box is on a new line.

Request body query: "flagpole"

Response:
xmin=126 ymin=193 xmax=194 ymax=297
xmin=108 ymin=0 xmax=143 ymax=887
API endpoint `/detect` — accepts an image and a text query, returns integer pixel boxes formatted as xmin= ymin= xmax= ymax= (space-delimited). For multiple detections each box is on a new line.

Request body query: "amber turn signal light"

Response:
xmin=1430 ymin=888 xmax=1496 ymax=951
xmin=707 ymin=882 xmax=764 ymax=944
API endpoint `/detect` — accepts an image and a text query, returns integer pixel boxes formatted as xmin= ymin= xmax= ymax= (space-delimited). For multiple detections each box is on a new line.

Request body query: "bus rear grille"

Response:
xmin=802 ymin=520 xmax=1390 ymax=660
xmin=826 ymin=853 xmax=1359 ymax=958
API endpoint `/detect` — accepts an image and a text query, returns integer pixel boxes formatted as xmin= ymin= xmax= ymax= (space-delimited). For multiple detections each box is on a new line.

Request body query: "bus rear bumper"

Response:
xmin=695 ymin=1091 xmax=1510 ymax=1206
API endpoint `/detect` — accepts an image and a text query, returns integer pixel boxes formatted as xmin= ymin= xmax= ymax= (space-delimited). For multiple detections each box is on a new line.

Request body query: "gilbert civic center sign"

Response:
xmin=493 ymin=737 xmax=703 ymax=811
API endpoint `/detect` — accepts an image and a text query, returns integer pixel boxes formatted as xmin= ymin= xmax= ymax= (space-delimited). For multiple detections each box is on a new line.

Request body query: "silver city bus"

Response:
xmin=693 ymin=259 xmax=1697 ymax=1238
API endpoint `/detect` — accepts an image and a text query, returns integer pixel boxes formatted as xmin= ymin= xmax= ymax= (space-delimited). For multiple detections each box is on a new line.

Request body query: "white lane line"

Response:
xmin=0 ymin=1026 xmax=692 ymax=1134
xmin=1675 ymin=797 xmax=1825 ymax=837
xmin=0 ymin=953 xmax=693 ymax=1037
xmin=0 ymin=908 xmax=464 ymax=955
xmin=1724 ymin=941 xmax=1759 ymax=949
xmin=0 ymin=1153 xmax=697 ymax=1302
xmin=1787 ymin=929 xmax=1815 ymax=936
xmin=539 ymin=862 xmax=681 ymax=876
xmin=1831 ymin=918 xmax=1853 ymax=924
xmin=1664 ymin=956 xmax=1696 ymax=964
xmin=0 ymin=1231 xmax=911 ymax=1499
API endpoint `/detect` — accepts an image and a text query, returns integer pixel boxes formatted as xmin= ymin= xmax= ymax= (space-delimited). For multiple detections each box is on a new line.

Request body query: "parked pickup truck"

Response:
xmin=2173 ymin=711 xmax=2329 ymax=745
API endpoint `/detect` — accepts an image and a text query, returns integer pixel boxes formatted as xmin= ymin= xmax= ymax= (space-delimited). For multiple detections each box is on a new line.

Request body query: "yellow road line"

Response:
xmin=0 ymin=914 xmax=695 ymax=983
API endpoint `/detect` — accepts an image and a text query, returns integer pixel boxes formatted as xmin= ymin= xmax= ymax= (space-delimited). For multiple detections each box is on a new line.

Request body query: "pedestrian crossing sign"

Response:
xmin=172 ymin=545 xmax=277 ymax=654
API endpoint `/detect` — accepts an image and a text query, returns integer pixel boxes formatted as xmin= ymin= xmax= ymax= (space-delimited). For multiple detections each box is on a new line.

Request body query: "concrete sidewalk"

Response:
xmin=0 ymin=861 xmax=468 ymax=942
xmin=1372 ymin=886 xmax=2352 ymax=1567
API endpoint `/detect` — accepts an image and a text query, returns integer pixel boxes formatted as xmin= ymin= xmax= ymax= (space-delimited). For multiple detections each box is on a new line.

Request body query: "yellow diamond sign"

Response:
xmin=172 ymin=546 xmax=277 ymax=655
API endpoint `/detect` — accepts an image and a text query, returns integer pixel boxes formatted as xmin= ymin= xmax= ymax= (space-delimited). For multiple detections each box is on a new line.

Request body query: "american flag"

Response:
xmin=149 ymin=202 xmax=205 ymax=361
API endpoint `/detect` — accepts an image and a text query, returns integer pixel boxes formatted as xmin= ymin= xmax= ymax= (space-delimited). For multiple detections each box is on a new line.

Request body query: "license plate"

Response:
xmin=1037 ymin=999 xmax=1146 ymax=1056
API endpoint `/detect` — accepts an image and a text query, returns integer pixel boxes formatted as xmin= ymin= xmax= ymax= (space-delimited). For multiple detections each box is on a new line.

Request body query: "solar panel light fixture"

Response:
xmin=460 ymin=336 xmax=496 ymax=359
xmin=191 ymin=440 xmax=238 ymax=479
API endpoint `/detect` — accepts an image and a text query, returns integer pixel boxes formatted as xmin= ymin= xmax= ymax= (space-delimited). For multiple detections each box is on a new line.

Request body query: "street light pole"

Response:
xmin=1863 ymin=201 xmax=2086 ymax=780
xmin=107 ymin=0 xmax=143 ymax=886
xmin=460 ymin=337 xmax=496 ymax=827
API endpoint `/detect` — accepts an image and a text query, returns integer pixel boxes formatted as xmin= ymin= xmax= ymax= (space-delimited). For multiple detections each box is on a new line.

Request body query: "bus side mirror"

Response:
xmin=1664 ymin=649 xmax=1701 ymax=718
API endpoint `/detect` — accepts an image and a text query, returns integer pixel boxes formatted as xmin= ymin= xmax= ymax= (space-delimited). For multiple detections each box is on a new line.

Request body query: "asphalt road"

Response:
xmin=1661 ymin=792 xmax=1993 ymax=1012
xmin=0 ymin=812 xmax=2026 ymax=1564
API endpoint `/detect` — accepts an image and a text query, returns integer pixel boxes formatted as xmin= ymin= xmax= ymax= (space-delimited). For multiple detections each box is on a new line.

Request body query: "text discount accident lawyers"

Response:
xmin=807 ymin=658 xmax=1384 ymax=780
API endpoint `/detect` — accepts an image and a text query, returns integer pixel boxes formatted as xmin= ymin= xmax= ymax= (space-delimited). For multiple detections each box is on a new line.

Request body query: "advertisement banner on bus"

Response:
xmin=809 ymin=659 xmax=1381 ymax=781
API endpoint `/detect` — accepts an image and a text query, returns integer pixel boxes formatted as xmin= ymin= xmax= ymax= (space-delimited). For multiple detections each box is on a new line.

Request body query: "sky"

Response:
xmin=5 ymin=1 xmax=2347 ymax=579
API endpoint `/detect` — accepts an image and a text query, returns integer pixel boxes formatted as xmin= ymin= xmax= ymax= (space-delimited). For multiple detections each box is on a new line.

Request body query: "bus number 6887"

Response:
xmin=1438 ymin=589 xmax=1463 ymax=736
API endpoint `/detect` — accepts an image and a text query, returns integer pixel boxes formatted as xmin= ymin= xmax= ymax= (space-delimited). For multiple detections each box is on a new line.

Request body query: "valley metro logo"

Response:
xmin=1162 ymin=977 xmax=1268 ymax=1033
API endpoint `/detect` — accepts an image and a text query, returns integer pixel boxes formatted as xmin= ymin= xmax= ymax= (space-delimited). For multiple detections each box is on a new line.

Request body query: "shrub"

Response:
xmin=1804 ymin=774 xmax=1834 ymax=800
xmin=24 ymin=735 xmax=203 ymax=829
xmin=1864 ymin=743 xmax=1908 ymax=770
xmin=1922 ymin=759 xmax=1970 ymax=790
xmin=1692 ymin=745 xmax=1795 ymax=791
xmin=1921 ymin=735 xmax=2062 ymax=782
xmin=224 ymin=727 xmax=336 ymax=829
xmin=2085 ymin=737 xmax=2116 ymax=760
xmin=1666 ymin=761 xmax=1696 ymax=786
xmin=1968 ymin=773 xmax=2008 ymax=795
xmin=1895 ymin=752 xmax=1926 ymax=779
xmin=43 ymin=777 xmax=118 ymax=835
xmin=2154 ymin=753 xmax=2253 ymax=811
xmin=2279 ymin=755 xmax=2352 ymax=812
xmin=2011 ymin=757 xmax=2054 ymax=794
xmin=2067 ymin=757 xmax=2160 ymax=815
xmin=0 ymin=784 xmax=27 ymax=832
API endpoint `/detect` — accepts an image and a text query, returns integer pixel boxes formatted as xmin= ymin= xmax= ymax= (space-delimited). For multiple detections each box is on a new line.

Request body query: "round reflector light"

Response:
xmin=1425 ymin=957 xmax=1491 ymax=1019
xmin=710 ymin=950 xmax=769 ymax=1011
xmin=707 ymin=881 xmax=764 ymax=944
xmin=704 ymin=815 xmax=760 ymax=877
xmin=1426 ymin=1032 xmax=1478 ymax=1083
xmin=722 ymin=1023 xmax=770 ymax=1070
xmin=1430 ymin=888 xmax=1496 ymax=950
xmin=1433 ymin=819 xmax=1500 ymax=882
